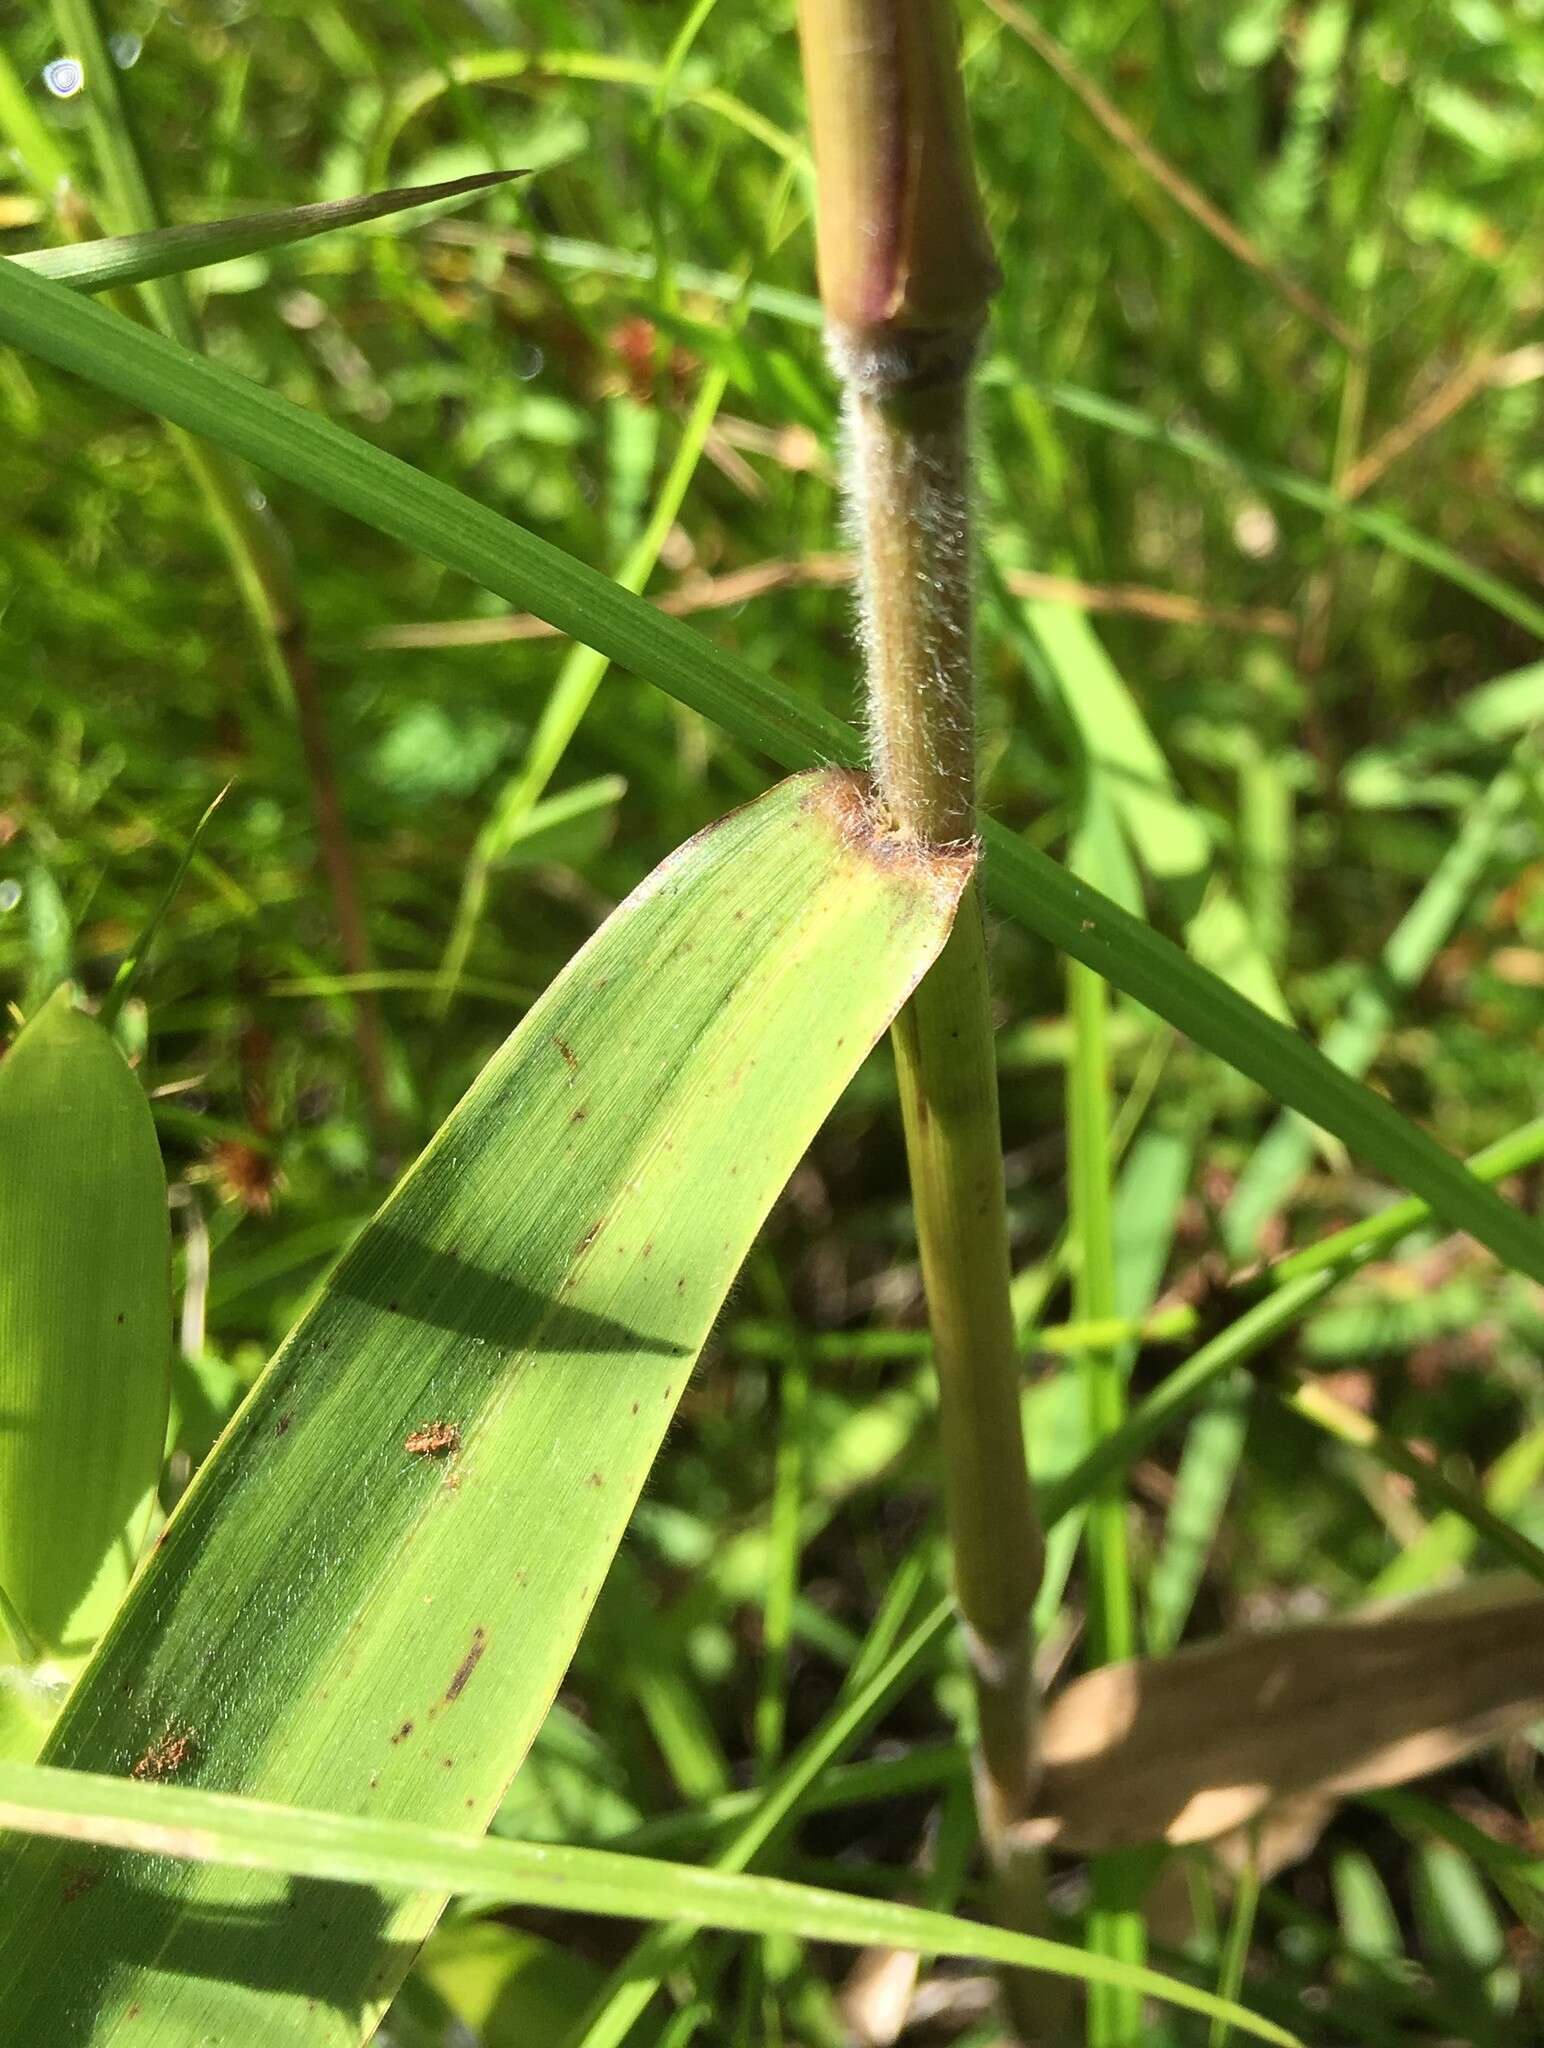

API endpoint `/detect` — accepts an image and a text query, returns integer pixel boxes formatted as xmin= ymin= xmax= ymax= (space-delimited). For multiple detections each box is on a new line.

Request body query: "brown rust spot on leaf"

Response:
xmin=391 ymin=1720 xmax=414 ymax=1745
xmin=444 ymin=1626 xmax=488 ymax=1705
xmin=405 ymin=1420 xmax=460 ymax=1459
xmin=132 ymin=1728 xmax=195 ymax=1781
xmin=554 ymin=1036 xmax=580 ymax=1074
xmin=62 ymin=1866 xmax=102 ymax=1905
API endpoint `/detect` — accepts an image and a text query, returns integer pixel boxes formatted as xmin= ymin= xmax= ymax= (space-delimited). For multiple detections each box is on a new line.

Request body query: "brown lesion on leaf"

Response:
xmin=131 ymin=1726 xmax=195 ymax=1781
xmin=405 ymin=1421 xmax=460 ymax=1459
xmin=61 ymin=1865 xmax=102 ymax=1905
xmin=554 ymin=1035 xmax=580 ymax=1074
xmin=443 ymin=1626 xmax=488 ymax=1705
xmin=390 ymin=1720 xmax=414 ymax=1745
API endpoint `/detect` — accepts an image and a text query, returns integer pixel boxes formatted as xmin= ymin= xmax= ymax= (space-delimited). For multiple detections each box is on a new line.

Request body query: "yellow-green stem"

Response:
xmin=848 ymin=382 xmax=978 ymax=845
xmin=844 ymin=364 xmax=1067 ymax=2041
xmin=797 ymin=5 xmax=1065 ymax=2028
xmin=893 ymin=894 xmax=1041 ymax=1826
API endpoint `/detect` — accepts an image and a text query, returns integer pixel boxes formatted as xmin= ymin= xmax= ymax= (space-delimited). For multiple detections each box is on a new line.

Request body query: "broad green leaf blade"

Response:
xmin=0 ymin=1762 xmax=1300 ymax=2047
xmin=14 ymin=170 xmax=525 ymax=295
xmin=0 ymin=770 xmax=971 ymax=2046
xmin=0 ymin=257 xmax=1539 ymax=1283
xmin=0 ymin=988 xmax=170 ymax=1679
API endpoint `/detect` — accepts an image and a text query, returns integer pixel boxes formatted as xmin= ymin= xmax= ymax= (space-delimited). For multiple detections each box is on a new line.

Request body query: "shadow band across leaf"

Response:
xmin=338 ymin=1225 xmax=690 ymax=1357
xmin=0 ymin=258 xmax=1538 ymax=1285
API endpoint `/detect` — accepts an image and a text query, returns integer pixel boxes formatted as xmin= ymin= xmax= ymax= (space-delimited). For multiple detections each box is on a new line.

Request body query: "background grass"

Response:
xmin=2 ymin=2 xmax=1542 ymax=2042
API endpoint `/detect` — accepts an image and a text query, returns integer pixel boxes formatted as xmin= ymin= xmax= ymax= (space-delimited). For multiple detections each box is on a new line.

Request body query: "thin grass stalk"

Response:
xmin=795 ymin=4 xmax=1062 ymax=2030
xmin=1066 ymin=957 xmax=1147 ymax=2040
xmin=50 ymin=0 xmax=391 ymax=1141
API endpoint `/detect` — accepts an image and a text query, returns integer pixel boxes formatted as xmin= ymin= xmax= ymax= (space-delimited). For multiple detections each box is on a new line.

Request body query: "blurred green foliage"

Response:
xmin=1 ymin=2 xmax=1541 ymax=2040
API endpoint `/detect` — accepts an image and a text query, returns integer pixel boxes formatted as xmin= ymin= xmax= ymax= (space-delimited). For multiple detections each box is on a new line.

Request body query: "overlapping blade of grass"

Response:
xmin=1371 ymin=1421 xmax=1544 ymax=1602
xmin=0 ymin=988 xmax=170 ymax=1701
xmin=1343 ymin=660 xmax=1544 ymax=801
xmin=29 ymin=0 xmax=395 ymax=1132
xmin=1048 ymin=1112 xmax=1544 ymax=1529
xmin=435 ymin=359 xmax=732 ymax=1012
xmin=1018 ymin=595 xmax=1289 ymax=1015
xmin=0 ymin=1762 xmax=1300 ymax=2046
xmin=1 ymin=257 xmax=1540 ymax=1282
xmin=566 ymin=1119 xmax=1544 ymax=2044
xmin=1061 ymin=805 xmax=1147 ymax=2039
xmin=0 ymin=769 xmax=971 ymax=2047
xmin=370 ymin=47 xmax=804 ymax=183
xmin=1225 ymin=734 xmax=1540 ymax=1254
xmin=13 ymin=170 xmax=526 ymax=294
xmin=1012 ymin=375 xmax=1544 ymax=642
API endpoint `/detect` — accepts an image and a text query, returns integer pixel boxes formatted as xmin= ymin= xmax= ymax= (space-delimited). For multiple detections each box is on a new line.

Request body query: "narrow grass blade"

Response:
xmin=1020 ymin=375 xmax=1544 ymax=641
xmin=0 ymin=1763 xmax=1299 ymax=2046
xmin=1371 ymin=1420 xmax=1544 ymax=1601
xmin=1280 ymin=1380 xmax=1544 ymax=1591
xmin=435 ymin=360 xmax=731 ymax=1011
xmin=985 ymin=826 xmax=1544 ymax=1284
xmin=0 ymin=988 xmax=170 ymax=1683
xmin=13 ymin=171 xmax=526 ymax=295
xmin=1066 ymin=944 xmax=1148 ymax=2039
xmin=1224 ymin=737 xmax=1538 ymax=1253
xmin=372 ymin=48 xmax=803 ymax=181
xmin=1045 ymin=1115 xmax=1544 ymax=1526
xmin=1 ymin=259 xmax=1539 ymax=1281
xmin=0 ymin=770 xmax=970 ymax=2046
xmin=1003 ymin=588 xmax=1288 ymax=1016
xmin=97 ymin=785 xmax=228 ymax=1032
xmin=0 ymin=44 xmax=70 ymax=195
xmin=1144 ymin=1383 xmax=1250 ymax=1654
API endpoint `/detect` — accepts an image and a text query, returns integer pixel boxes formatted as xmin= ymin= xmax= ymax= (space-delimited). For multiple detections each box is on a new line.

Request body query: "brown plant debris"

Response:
xmin=1023 ymin=1573 xmax=1544 ymax=1856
